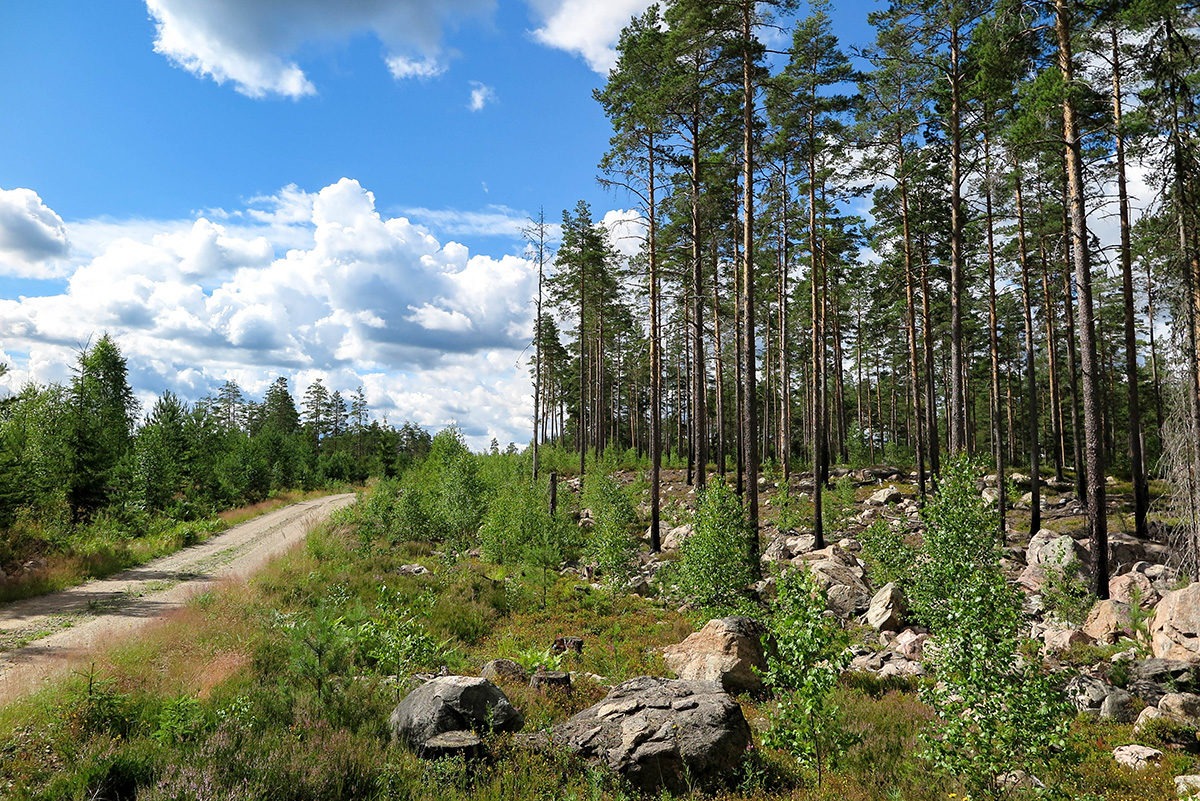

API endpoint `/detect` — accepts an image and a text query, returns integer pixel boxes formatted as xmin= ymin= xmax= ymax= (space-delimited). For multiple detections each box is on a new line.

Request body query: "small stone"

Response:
xmin=480 ymin=659 xmax=528 ymax=685
xmin=1176 ymin=775 xmax=1200 ymax=798
xmin=1113 ymin=743 xmax=1164 ymax=771
xmin=530 ymin=670 xmax=572 ymax=695
xmin=418 ymin=730 xmax=486 ymax=761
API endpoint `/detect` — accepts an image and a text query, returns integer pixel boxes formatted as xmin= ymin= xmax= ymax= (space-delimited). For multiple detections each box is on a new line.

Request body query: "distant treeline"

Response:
xmin=0 ymin=334 xmax=431 ymax=530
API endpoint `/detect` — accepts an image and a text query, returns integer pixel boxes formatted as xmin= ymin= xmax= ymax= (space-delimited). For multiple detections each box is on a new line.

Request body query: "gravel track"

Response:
xmin=0 ymin=493 xmax=356 ymax=704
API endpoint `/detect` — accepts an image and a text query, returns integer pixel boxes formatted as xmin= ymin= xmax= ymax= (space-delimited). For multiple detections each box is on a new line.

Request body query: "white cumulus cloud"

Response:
xmin=145 ymin=0 xmax=493 ymax=98
xmin=467 ymin=81 xmax=497 ymax=111
xmin=527 ymin=0 xmax=653 ymax=74
xmin=0 ymin=187 xmax=71 ymax=278
xmin=0 ymin=179 xmax=546 ymax=448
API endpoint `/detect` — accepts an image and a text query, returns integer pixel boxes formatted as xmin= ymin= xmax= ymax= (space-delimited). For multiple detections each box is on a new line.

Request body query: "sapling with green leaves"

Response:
xmin=674 ymin=478 xmax=758 ymax=616
xmin=761 ymin=567 xmax=853 ymax=789
xmin=581 ymin=470 xmax=639 ymax=593
xmin=909 ymin=456 xmax=1071 ymax=799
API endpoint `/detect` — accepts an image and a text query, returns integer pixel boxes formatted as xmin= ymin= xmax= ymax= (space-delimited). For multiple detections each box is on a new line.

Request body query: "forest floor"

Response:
xmin=0 ymin=493 xmax=355 ymax=704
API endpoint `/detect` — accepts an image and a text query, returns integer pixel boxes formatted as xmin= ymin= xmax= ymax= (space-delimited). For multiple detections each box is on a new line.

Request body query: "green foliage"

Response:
xmin=581 ymin=471 xmax=639 ymax=592
xmin=821 ymin=476 xmax=858 ymax=535
xmin=858 ymin=519 xmax=917 ymax=588
xmin=761 ymin=568 xmax=854 ymax=788
xmin=350 ymin=587 xmax=445 ymax=686
xmin=772 ymin=480 xmax=810 ymax=532
xmin=673 ymin=478 xmax=757 ymax=616
xmin=427 ymin=428 xmax=487 ymax=551
xmin=910 ymin=456 xmax=1072 ymax=799
xmin=153 ymin=695 xmax=205 ymax=744
xmin=479 ymin=474 xmax=578 ymax=606
xmin=1042 ymin=559 xmax=1095 ymax=628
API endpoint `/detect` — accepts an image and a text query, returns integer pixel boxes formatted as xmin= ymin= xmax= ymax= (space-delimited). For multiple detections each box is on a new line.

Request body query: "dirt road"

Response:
xmin=0 ymin=493 xmax=356 ymax=704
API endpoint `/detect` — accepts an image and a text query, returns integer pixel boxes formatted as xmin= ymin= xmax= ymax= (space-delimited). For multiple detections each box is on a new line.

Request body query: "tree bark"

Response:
xmin=1058 ymin=0 xmax=1108 ymax=598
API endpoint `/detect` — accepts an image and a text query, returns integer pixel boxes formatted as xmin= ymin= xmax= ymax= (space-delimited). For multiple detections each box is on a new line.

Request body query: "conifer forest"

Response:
xmin=3 ymin=1 xmax=1200 ymax=800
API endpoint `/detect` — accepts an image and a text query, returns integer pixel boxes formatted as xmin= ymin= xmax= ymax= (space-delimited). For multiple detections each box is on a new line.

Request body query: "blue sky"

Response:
xmin=0 ymin=1 xmax=876 ymax=447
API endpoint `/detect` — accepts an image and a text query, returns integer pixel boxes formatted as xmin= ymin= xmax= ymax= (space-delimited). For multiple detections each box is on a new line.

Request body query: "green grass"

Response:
xmin=0 ymin=488 xmax=345 ymax=605
xmin=0 ymin=479 xmax=1191 ymax=801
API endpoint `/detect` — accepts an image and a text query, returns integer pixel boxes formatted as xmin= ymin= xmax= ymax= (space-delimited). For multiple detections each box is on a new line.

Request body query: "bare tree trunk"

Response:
xmin=1111 ymin=29 xmax=1149 ymax=538
xmin=1015 ymin=172 xmax=1041 ymax=535
xmin=899 ymin=159 xmax=926 ymax=499
xmin=984 ymin=127 xmax=1007 ymax=542
xmin=1147 ymin=258 xmax=1165 ymax=442
xmin=714 ymin=253 xmax=727 ymax=478
xmin=740 ymin=0 xmax=760 ymax=570
xmin=810 ymin=118 xmax=826 ymax=549
xmin=1058 ymin=0 xmax=1108 ymax=597
xmin=920 ymin=240 xmax=941 ymax=477
xmin=648 ymin=142 xmax=663 ymax=552
xmin=1041 ymin=242 xmax=1066 ymax=482
xmin=832 ymin=283 xmax=849 ymax=465
xmin=948 ymin=24 xmax=968 ymax=455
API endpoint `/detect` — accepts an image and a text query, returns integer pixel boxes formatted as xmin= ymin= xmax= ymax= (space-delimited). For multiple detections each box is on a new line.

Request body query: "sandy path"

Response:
xmin=0 ymin=493 xmax=356 ymax=705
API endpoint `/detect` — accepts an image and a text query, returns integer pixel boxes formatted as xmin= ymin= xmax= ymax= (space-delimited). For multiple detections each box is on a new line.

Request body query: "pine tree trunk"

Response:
xmin=984 ymin=127 xmax=1007 ymax=542
xmin=741 ymin=0 xmax=760 ymax=568
xmin=1015 ymin=172 xmax=1041 ymax=535
xmin=1058 ymin=0 xmax=1108 ymax=598
xmin=948 ymin=24 xmax=968 ymax=455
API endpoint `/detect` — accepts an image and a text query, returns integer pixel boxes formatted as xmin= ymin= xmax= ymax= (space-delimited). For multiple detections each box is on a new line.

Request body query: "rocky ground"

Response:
xmin=388 ymin=468 xmax=1200 ymax=796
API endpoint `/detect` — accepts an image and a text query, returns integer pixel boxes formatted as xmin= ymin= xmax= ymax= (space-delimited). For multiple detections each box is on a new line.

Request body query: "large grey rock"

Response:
xmin=662 ymin=617 xmax=766 ymax=694
xmin=1027 ymin=529 xmax=1085 ymax=569
xmin=389 ymin=675 xmax=523 ymax=750
xmin=761 ymin=534 xmax=817 ymax=563
xmin=1109 ymin=571 xmax=1160 ymax=607
xmin=867 ymin=486 xmax=902 ymax=506
xmin=865 ymin=582 xmax=906 ymax=632
xmin=1099 ymin=688 xmax=1142 ymax=723
xmin=1019 ymin=529 xmax=1089 ymax=592
xmin=662 ymin=524 xmax=694 ymax=551
xmin=1066 ymin=675 xmax=1112 ymax=715
xmin=1082 ymin=600 xmax=1133 ymax=644
xmin=550 ymin=677 xmax=750 ymax=794
xmin=825 ymin=584 xmax=866 ymax=619
xmin=1042 ymin=627 xmax=1094 ymax=653
xmin=1152 ymin=583 xmax=1200 ymax=661
xmin=1128 ymin=659 xmax=1200 ymax=706
xmin=1161 ymin=692 xmax=1200 ymax=720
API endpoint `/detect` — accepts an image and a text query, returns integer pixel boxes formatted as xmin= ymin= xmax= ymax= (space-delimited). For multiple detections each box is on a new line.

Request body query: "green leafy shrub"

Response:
xmin=821 ymin=476 xmax=858 ymax=535
xmin=761 ymin=567 xmax=854 ymax=788
xmin=153 ymin=695 xmax=205 ymax=744
xmin=1043 ymin=558 xmax=1094 ymax=628
xmin=581 ymin=471 xmax=639 ymax=591
xmin=673 ymin=478 xmax=757 ymax=616
xmin=909 ymin=456 xmax=1072 ymax=799
xmin=858 ymin=519 xmax=917 ymax=588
